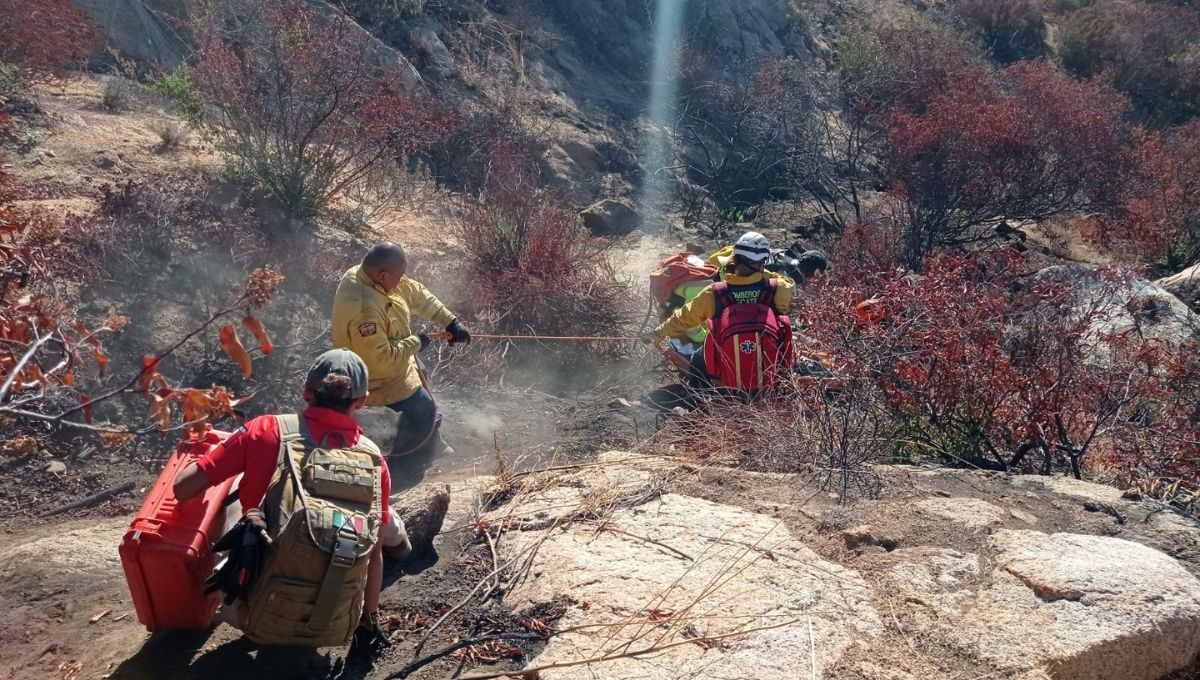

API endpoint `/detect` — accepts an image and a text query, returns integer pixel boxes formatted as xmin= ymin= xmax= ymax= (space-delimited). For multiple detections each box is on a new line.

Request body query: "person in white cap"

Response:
xmin=643 ymin=231 xmax=795 ymax=387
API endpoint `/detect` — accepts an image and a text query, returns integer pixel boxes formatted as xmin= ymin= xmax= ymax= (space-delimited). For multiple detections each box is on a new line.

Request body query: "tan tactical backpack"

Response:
xmin=239 ymin=414 xmax=382 ymax=647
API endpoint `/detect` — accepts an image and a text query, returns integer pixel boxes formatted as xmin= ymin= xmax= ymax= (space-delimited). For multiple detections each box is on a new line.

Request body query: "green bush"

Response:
xmin=0 ymin=61 xmax=23 ymax=99
xmin=1057 ymin=5 xmax=1117 ymax=78
xmin=150 ymin=67 xmax=205 ymax=124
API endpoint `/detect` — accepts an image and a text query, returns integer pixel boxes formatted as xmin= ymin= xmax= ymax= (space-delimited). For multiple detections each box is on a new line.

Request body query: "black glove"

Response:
xmin=348 ymin=611 xmax=392 ymax=658
xmin=417 ymin=331 xmax=431 ymax=352
xmin=205 ymin=515 xmax=268 ymax=604
xmin=446 ymin=319 xmax=471 ymax=346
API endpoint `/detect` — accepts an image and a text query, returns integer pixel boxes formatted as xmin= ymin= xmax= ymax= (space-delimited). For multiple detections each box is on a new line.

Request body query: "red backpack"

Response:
xmin=703 ymin=279 xmax=794 ymax=391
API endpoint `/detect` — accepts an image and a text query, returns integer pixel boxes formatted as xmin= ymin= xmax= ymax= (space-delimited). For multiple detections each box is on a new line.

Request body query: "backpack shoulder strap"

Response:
xmin=352 ymin=435 xmax=382 ymax=457
xmin=275 ymin=414 xmax=307 ymax=444
xmin=758 ymin=277 xmax=777 ymax=307
xmin=712 ymin=281 xmax=734 ymax=315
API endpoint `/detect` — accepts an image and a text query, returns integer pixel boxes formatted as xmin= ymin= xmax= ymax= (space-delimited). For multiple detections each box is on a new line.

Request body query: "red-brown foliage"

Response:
xmin=0 ymin=148 xmax=281 ymax=437
xmin=1115 ymin=121 xmax=1200 ymax=270
xmin=798 ymin=248 xmax=1200 ymax=486
xmin=879 ymin=60 xmax=1135 ymax=267
xmin=454 ymin=141 xmax=631 ymax=338
xmin=0 ymin=0 xmax=97 ymax=82
xmin=192 ymin=0 xmax=455 ymax=219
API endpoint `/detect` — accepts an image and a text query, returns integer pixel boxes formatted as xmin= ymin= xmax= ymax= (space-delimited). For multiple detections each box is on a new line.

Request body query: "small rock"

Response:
xmin=46 ymin=460 xmax=67 ymax=474
xmin=93 ymin=153 xmax=117 ymax=171
xmin=1009 ymin=509 xmax=1038 ymax=525
xmin=580 ymin=199 xmax=642 ymax=236
xmin=840 ymin=524 xmax=900 ymax=551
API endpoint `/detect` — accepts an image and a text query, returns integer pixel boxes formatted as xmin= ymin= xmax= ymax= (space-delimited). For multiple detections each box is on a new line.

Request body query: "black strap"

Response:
xmin=712 ymin=282 xmax=735 ymax=315
xmin=758 ymin=278 xmax=777 ymax=307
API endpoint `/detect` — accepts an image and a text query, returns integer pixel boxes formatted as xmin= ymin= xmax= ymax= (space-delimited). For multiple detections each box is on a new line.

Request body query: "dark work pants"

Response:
xmin=686 ymin=350 xmax=713 ymax=390
xmin=385 ymin=387 xmax=442 ymax=458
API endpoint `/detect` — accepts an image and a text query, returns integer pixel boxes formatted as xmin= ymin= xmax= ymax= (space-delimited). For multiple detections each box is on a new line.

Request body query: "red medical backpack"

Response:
xmin=703 ymin=279 xmax=794 ymax=390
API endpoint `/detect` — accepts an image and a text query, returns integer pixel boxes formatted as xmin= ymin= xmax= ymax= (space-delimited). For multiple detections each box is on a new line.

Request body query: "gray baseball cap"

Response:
xmin=305 ymin=349 xmax=369 ymax=399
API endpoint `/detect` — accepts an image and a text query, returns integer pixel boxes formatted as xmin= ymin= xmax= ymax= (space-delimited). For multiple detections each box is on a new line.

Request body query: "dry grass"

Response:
xmin=638 ymin=381 xmax=885 ymax=504
xmin=101 ymin=76 xmax=138 ymax=112
xmin=149 ymin=119 xmax=191 ymax=152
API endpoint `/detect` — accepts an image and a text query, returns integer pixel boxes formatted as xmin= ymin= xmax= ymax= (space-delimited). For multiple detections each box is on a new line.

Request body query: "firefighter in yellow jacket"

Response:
xmin=332 ymin=242 xmax=470 ymax=458
xmin=644 ymin=232 xmax=794 ymax=387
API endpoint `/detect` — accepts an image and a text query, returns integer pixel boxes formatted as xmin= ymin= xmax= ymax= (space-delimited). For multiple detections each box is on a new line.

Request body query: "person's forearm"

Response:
xmin=173 ymin=462 xmax=212 ymax=501
xmin=365 ymin=542 xmax=383 ymax=613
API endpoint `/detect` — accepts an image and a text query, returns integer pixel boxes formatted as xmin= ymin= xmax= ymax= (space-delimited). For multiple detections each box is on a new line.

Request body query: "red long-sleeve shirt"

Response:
xmin=196 ymin=407 xmax=391 ymax=523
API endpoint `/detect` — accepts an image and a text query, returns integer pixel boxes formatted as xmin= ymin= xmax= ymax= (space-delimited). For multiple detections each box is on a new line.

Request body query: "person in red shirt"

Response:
xmin=174 ymin=348 xmax=392 ymax=653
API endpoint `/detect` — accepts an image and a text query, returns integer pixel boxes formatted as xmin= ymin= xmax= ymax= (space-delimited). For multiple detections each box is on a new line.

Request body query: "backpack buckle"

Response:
xmin=332 ymin=531 xmax=357 ymax=567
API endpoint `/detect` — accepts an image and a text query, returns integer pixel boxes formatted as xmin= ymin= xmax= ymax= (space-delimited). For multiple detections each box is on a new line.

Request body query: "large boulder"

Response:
xmin=385 ymin=482 xmax=450 ymax=562
xmin=485 ymin=455 xmax=1200 ymax=680
xmin=491 ymin=452 xmax=884 ymax=679
xmin=70 ymin=0 xmax=191 ymax=68
xmin=1157 ymin=262 xmax=1200 ymax=315
xmin=953 ymin=530 xmax=1200 ymax=680
xmin=580 ymin=199 xmax=642 ymax=236
xmin=1034 ymin=265 xmax=1200 ymax=353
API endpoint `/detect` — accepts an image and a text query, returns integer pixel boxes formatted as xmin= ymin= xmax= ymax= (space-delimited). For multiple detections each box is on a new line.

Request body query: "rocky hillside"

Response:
xmin=72 ymin=0 xmax=827 ymax=208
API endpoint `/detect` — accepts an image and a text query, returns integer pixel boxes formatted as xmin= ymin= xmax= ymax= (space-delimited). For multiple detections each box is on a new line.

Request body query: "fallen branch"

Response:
xmin=599 ymin=525 xmax=693 ymax=562
xmin=0 ymin=408 xmax=151 ymax=435
xmin=42 ymin=481 xmax=136 ymax=517
xmin=383 ymin=632 xmax=547 ymax=680
xmin=456 ymin=618 xmax=801 ymax=680
xmin=0 ymin=332 xmax=55 ymax=402
xmin=411 ymin=553 xmax=526 ymax=657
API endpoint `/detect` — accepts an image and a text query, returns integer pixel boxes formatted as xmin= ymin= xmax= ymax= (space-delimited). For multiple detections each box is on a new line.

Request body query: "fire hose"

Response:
xmin=428 ymin=331 xmax=690 ymax=371
xmin=428 ymin=332 xmax=641 ymax=342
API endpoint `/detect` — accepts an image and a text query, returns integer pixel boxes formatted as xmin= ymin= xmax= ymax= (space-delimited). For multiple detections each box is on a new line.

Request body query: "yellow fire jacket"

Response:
xmin=331 ymin=265 xmax=456 ymax=406
xmin=654 ymin=271 xmax=794 ymax=341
